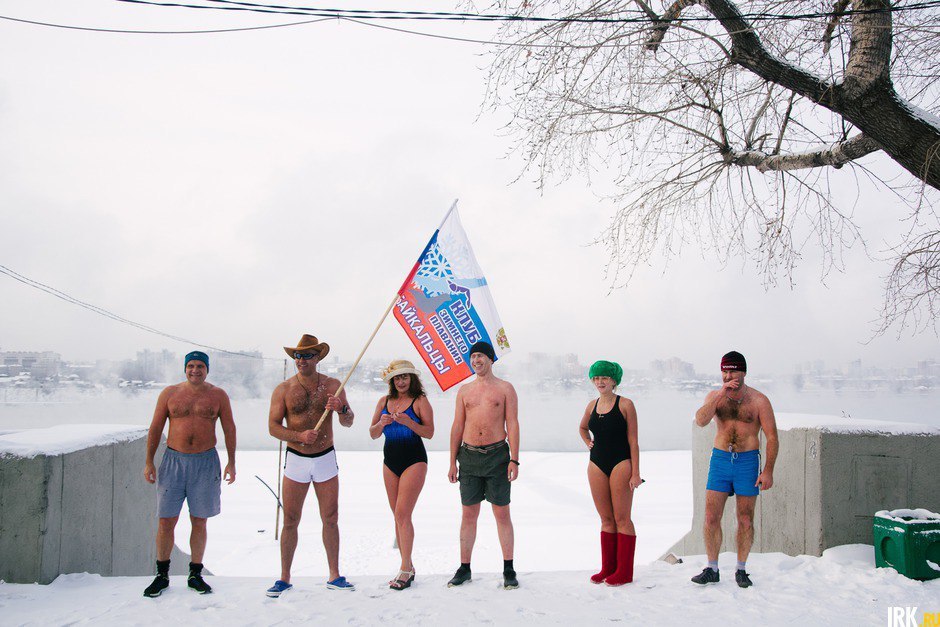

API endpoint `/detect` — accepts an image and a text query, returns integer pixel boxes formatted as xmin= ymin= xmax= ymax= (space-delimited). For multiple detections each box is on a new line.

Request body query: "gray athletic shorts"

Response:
xmin=158 ymin=447 xmax=222 ymax=519
xmin=457 ymin=440 xmax=511 ymax=506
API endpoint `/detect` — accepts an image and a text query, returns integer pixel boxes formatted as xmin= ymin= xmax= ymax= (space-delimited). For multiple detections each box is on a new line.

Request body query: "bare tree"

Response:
xmin=481 ymin=0 xmax=940 ymax=332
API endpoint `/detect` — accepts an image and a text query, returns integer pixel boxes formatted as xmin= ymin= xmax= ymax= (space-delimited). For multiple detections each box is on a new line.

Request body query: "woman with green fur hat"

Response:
xmin=578 ymin=360 xmax=642 ymax=586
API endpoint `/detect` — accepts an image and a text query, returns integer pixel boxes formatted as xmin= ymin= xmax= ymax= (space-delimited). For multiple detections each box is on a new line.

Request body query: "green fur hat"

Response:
xmin=588 ymin=360 xmax=623 ymax=385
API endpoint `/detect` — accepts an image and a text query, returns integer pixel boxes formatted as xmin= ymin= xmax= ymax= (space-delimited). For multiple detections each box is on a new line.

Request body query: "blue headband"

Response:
xmin=185 ymin=351 xmax=209 ymax=372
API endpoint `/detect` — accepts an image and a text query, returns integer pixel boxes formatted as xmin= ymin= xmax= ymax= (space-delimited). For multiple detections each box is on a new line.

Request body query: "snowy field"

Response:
xmin=2 ymin=450 xmax=937 ymax=625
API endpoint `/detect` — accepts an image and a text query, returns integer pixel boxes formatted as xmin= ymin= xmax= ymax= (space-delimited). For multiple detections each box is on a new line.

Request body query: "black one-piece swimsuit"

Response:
xmin=588 ymin=395 xmax=630 ymax=477
xmin=382 ymin=399 xmax=428 ymax=477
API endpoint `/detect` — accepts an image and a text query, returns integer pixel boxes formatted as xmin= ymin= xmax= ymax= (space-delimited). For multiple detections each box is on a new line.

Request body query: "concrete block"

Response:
xmin=0 ymin=426 xmax=194 ymax=583
xmin=804 ymin=430 xmax=823 ymax=555
xmin=112 ymin=438 xmax=157 ymax=576
xmin=40 ymin=456 xmax=64 ymax=585
xmin=760 ymin=428 xmax=805 ymax=556
xmin=59 ymin=444 xmax=114 ymax=576
xmin=0 ymin=456 xmax=46 ymax=583
xmin=666 ymin=414 xmax=940 ymax=560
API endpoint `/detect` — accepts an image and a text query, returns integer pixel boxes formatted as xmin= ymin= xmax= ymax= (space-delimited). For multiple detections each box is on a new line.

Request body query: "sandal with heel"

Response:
xmin=389 ymin=569 xmax=415 ymax=591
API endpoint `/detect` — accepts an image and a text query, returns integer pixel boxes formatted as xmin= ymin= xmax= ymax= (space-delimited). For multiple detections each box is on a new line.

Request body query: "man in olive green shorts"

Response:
xmin=457 ymin=440 xmax=512 ymax=507
xmin=447 ymin=341 xmax=521 ymax=590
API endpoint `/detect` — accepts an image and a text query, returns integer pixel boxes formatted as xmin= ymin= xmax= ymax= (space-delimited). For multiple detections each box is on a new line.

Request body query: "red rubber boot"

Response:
xmin=590 ymin=531 xmax=618 ymax=584
xmin=605 ymin=534 xmax=636 ymax=586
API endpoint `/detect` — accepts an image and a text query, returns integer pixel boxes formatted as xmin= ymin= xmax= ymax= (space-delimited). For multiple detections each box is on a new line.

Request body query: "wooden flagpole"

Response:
xmin=275 ymin=358 xmax=287 ymax=540
xmin=313 ymin=292 xmax=400 ymax=431
xmin=313 ymin=200 xmax=458 ymax=431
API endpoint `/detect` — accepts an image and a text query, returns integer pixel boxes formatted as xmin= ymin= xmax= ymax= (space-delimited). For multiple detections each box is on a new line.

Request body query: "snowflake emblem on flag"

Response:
xmin=415 ymin=243 xmax=455 ymax=296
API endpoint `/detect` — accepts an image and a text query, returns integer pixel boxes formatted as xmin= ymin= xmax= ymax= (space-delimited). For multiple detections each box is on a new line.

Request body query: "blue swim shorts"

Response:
xmin=157 ymin=447 xmax=222 ymax=519
xmin=706 ymin=448 xmax=760 ymax=497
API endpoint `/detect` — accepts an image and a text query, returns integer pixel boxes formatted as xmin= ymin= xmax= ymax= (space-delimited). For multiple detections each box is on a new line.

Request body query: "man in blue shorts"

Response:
xmin=142 ymin=351 xmax=237 ymax=597
xmin=691 ymin=351 xmax=778 ymax=588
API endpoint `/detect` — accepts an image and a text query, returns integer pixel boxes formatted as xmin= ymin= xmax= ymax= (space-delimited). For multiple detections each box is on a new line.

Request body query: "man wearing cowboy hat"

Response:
xmin=142 ymin=350 xmax=237 ymax=598
xmin=266 ymin=334 xmax=356 ymax=596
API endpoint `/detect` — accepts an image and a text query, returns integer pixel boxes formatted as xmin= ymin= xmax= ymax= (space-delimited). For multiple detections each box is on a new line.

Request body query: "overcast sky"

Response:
xmin=0 ymin=0 xmax=937 ymax=374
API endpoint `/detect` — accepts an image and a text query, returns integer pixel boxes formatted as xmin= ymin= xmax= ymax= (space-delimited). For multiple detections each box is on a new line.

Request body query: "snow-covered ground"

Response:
xmin=2 ymin=450 xmax=937 ymax=625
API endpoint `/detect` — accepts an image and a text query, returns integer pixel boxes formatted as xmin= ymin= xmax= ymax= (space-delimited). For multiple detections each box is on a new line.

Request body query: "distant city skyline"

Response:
xmin=3 ymin=346 xmax=936 ymax=384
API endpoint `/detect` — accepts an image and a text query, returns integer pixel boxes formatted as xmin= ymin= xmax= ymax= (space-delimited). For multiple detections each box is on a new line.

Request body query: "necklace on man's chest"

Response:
xmin=296 ymin=372 xmax=321 ymax=402
xmin=726 ymin=387 xmax=748 ymax=405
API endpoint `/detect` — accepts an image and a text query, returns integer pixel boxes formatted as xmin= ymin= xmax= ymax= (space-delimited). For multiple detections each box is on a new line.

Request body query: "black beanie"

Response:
xmin=469 ymin=341 xmax=496 ymax=362
xmin=721 ymin=351 xmax=747 ymax=372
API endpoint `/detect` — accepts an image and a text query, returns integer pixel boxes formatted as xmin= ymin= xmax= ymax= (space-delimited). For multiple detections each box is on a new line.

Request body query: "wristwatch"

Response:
xmin=340 ymin=404 xmax=349 ymax=415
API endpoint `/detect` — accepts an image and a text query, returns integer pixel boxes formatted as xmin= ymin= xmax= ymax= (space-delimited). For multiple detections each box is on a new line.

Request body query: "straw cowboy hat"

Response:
xmin=283 ymin=334 xmax=330 ymax=360
xmin=382 ymin=359 xmax=420 ymax=382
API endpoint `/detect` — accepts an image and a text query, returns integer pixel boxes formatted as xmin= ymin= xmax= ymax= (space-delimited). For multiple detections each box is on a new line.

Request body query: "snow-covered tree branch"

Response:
xmin=480 ymin=0 xmax=940 ymax=332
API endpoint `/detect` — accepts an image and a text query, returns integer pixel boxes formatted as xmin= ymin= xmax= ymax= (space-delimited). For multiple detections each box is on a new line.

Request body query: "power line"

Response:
xmin=5 ymin=1 xmax=937 ymax=44
xmin=117 ymin=0 xmax=940 ymax=24
xmin=0 ymin=263 xmax=273 ymax=359
xmin=0 ymin=12 xmax=332 ymax=34
xmin=0 ymin=10 xmax=787 ymax=48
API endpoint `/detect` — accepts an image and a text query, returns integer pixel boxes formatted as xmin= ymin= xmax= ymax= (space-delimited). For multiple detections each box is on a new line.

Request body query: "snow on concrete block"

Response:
xmin=0 ymin=425 xmax=181 ymax=584
xmin=0 ymin=424 xmax=148 ymax=459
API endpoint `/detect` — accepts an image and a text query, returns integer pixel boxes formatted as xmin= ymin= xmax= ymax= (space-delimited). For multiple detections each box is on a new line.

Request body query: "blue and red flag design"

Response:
xmin=394 ymin=204 xmax=510 ymax=391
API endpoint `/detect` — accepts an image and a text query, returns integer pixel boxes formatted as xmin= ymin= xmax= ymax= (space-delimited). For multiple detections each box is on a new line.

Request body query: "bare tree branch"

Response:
xmin=822 ymin=0 xmax=850 ymax=55
xmin=879 ymin=230 xmax=940 ymax=334
xmin=842 ymin=0 xmax=892 ymax=95
xmin=726 ymin=133 xmax=881 ymax=172
xmin=479 ymin=0 xmax=940 ymax=333
xmin=645 ymin=0 xmax=700 ymax=52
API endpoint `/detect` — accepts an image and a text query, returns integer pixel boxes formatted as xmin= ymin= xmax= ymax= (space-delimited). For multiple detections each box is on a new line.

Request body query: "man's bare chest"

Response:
xmin=168 ymin=393 xmax=218 ymax=419
xmin=715 ymin=400 xmax=757 ymax=425
xmin=287 ymin=384 xmax=328 ymax=415
xmin=465 ymin=391 xmax=505 ymax=416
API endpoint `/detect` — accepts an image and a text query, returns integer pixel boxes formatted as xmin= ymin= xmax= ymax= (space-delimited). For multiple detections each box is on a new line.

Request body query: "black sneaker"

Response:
xmin=447 ymin=565 xmax=472 ymax=587
xmin=188 ymin=571 xmax=213 ymax=594
xmin=691 ymin=567 xmax=720 ymax=585
xmin=735 ymin=569 xmax=753 ymax=588
xmin=503 ymin=569 xmax=519 ymax=590
xmin=143 ymin=574 xmax=169 ymax=598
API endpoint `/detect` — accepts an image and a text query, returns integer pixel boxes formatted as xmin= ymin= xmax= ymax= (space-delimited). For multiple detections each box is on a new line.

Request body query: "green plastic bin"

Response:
xmin=873 ymin=509 xmax=940 ymax=581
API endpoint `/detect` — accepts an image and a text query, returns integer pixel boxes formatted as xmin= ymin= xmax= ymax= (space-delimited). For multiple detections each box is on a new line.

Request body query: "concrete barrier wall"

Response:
xmin=667 ymin=415 xmax=940 ymax=559
xmin=0 ymin=426 xmax=191 ymax=584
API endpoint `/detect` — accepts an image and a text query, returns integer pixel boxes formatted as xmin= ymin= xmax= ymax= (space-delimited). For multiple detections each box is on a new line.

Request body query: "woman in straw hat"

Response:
xmin=368 ymin=359 xmax=435 ymax=590
xmin=579 ymin=360 xmax=642 ymax=587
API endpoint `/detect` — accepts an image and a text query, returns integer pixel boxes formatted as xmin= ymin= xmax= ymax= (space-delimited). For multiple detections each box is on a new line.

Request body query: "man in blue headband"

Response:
xmin=691 ymin=351 xmax=778 ymax=589
xmin=142 ymin=350 xmax=237 ymax=598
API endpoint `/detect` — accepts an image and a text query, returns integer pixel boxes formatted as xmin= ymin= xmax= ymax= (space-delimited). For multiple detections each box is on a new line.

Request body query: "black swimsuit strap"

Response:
xmin=594 ymin=395 xmax=620 ymax=416
xmin=611 ymin=395 xmax=623 ymax=418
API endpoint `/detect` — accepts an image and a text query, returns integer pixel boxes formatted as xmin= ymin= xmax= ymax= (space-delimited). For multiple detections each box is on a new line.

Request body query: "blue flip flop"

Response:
xmin=266 ymin=580 xmax=293 ymax=597
xmin=326 ymin=576 xmax=356 ymax=591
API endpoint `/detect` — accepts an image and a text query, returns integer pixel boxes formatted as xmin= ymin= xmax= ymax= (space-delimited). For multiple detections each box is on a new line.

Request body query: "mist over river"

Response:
xmin=2 ymin=385 xmax=937 ymax=452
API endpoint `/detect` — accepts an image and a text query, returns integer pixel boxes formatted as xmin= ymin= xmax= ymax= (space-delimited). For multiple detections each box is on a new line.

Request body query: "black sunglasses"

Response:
xmin=294 ymin=352 xmax=318 ymax=360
